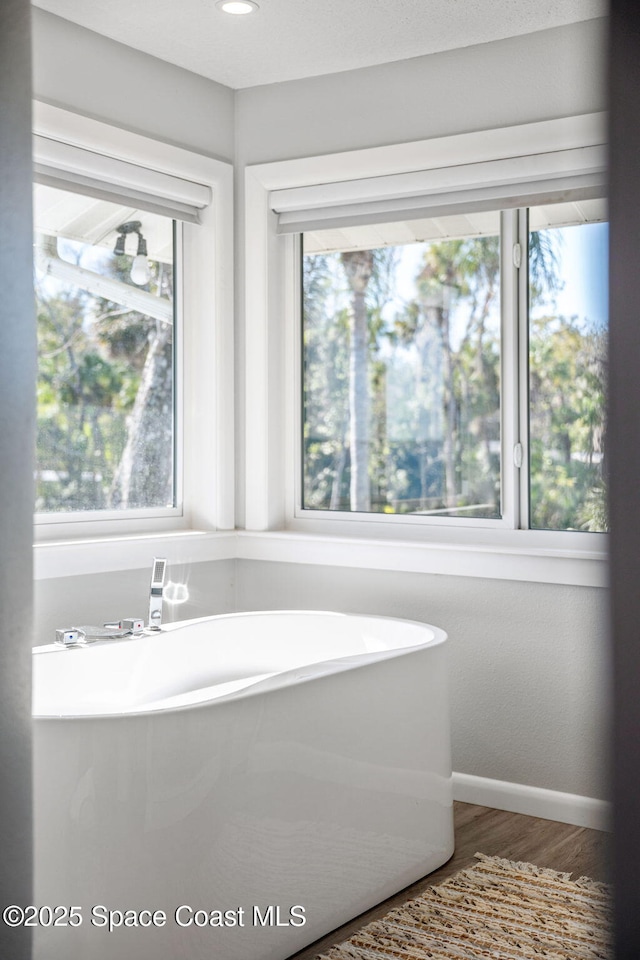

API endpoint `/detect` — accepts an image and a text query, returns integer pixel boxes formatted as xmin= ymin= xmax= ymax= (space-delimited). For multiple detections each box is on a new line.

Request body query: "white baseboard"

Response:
xmin=452 ymin=772 xmax=611 ymax=832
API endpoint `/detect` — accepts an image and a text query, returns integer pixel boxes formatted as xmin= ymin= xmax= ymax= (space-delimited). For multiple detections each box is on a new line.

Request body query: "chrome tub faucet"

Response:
xmin=54 ymin=558 xmax=168 ymax=646
xmin=148 ymin=557 xmax=167 ymax=630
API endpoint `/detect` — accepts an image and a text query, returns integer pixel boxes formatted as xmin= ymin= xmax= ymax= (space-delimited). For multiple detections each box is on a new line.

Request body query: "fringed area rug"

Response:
xmin=315 ymin=853 xmax=611 ymax=959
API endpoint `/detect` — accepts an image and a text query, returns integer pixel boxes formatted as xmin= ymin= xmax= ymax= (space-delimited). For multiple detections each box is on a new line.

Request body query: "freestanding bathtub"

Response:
xmin=33 ymin=610 xmax=454 ymax=960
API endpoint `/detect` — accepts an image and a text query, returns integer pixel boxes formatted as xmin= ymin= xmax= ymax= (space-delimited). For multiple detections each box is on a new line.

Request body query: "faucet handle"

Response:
xmin=55 ymin=628 xmax=82 ymax=647
xmin=104 ymin=618 xmax=145 ymax=634
xmin=120 ymin=618 xmax=145 ymax=634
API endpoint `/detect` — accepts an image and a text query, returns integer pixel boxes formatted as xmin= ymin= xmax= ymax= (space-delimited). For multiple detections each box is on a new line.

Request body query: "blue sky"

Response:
xmin=551 ymin=221 xmax=608 ymax=331
xmin=387 ymin=219 xmax=609 ymax=335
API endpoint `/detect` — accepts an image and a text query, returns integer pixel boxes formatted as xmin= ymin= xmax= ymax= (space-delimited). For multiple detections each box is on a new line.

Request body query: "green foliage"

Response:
xmin=529 ymin=311 xmax=607 ymax=531
xmin=57 ymin=354 xmax=124 ymax=407
xmin=303 ymin=237 xmax=502 ymax=516
xmin=303 ymin=255 xmax=350 ymax=509
xmin=303 ymin=225 xmax=608 ymax=532
xmin=35 ymin=237 xmax=174 ymax=514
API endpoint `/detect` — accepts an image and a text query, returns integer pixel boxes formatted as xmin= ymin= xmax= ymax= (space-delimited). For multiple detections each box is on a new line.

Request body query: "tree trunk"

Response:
xmin=330 ymin=437 xmax=348 ymax=510
xmin=341 ymin=250 xmax=373 ymax=512
xmin=110 ymin=320 xmax=173 ymax=508
xmin=424 ymin=304 xmax=457 ymax=508
xmin=441 ymin=324 xmax=457 ymax=509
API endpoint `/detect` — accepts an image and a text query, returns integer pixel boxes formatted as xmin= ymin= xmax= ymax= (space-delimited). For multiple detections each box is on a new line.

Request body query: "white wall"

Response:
xmin=235 ymin=18 xmax=606 ymax=165
xmin=32 ymin=8 xmax=235 ymax=162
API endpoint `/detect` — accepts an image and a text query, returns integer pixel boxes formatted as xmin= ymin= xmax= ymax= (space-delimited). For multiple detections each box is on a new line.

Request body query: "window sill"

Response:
xmin=34 ymin=527 xmax=608 ymax=587
xmin=34 ymin=529 xmax=236 ymax=580
xmin=235 ymin=529 xmax=608 ymax=587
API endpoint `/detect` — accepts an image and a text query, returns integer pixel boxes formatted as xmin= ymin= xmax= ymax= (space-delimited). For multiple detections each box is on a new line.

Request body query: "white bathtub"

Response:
xmin=33 ymin=610 xmax=454 ymax=960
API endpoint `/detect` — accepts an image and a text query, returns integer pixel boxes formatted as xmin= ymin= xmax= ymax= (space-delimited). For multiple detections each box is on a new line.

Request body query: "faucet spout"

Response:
xmin=148 ymin=558 xmax=167 ymax=630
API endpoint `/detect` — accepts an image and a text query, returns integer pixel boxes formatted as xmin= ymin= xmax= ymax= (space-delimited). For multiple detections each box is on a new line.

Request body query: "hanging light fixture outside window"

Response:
xmin=114 ymin=221 xmax=151 ymax=286
xmin=130 ymin=234 xmax=150 ymax=286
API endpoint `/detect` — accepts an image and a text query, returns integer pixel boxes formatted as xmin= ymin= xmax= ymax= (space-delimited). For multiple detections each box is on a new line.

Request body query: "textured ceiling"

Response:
xmin=32 ymin=0 xmax=607 ymax=90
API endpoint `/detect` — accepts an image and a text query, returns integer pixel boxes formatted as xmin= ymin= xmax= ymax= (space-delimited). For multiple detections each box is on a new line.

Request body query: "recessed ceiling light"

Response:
xmin=216 ymin=0 xmax=259 ymax=13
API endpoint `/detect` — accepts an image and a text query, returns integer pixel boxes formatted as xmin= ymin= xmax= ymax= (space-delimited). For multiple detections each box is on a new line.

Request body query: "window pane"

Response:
xmin=34 ymin=184 xmax=176 ymax=514
xmin=302 ymin=214 xmax=501 ymax=518
xmin=529 ymin=203 xmax=608 ymax=532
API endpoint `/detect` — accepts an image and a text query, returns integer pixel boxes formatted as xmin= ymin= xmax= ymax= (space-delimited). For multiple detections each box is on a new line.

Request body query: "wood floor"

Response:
xmin=288 ymin=802 xmax=611 ymax=960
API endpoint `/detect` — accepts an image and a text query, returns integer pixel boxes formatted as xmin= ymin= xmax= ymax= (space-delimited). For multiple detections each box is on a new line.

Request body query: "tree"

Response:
xmin=107 ymin=259 xmax=174 ymax=508
xmin=341 ymin=250 xmax=374 ymax=511
xmin=302 ymin=254 xmax=350 ymax=509
xmin=528 ymin=226 xmax=608 ymax=531
xmin=393 ymin=236 xmax=500 ymax=514
xmin=34 ymin=233 xmax=174 ymax=513
xmin=302 ymin=220 xmax=607 ymax=531
xmin=529 ymin=312 xmax=607 ymax=530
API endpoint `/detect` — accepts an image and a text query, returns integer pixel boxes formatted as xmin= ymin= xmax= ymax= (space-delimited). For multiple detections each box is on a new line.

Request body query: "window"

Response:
xmin=243 ymin=115 xmax=607 ymax=584
xmin=528 ymin=204 xmax=608 ymax=533
xmin=34 ymin=185 xmax=178 ymax=516
xmin=301 ymin=200 xmax=608 ymax=533
xmin=32 ymin=102 xmax=234 ymax=545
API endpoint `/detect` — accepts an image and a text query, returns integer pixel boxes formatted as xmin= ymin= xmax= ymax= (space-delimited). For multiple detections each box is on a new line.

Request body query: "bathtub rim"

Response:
xmin=32 ymin=609 xmax=448 ymax=720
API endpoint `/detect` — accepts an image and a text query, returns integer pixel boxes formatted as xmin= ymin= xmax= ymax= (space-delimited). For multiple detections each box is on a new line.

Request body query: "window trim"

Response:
xmin=33 ymin=101 xmax=235 ymax=543
xmin=244 ymin=113 xmax=608 ymax=584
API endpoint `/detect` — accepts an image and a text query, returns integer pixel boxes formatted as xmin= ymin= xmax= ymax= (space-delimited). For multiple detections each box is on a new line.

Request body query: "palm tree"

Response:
xmin=341 ymin=249 xmax=374 ymax=511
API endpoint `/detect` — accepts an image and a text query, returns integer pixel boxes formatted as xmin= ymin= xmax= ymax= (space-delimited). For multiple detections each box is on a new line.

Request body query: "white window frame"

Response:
xmin=243 ymin=113 xmax=608 ymax=587
xmin=32 ymin=103 xmax=234 ymax=554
